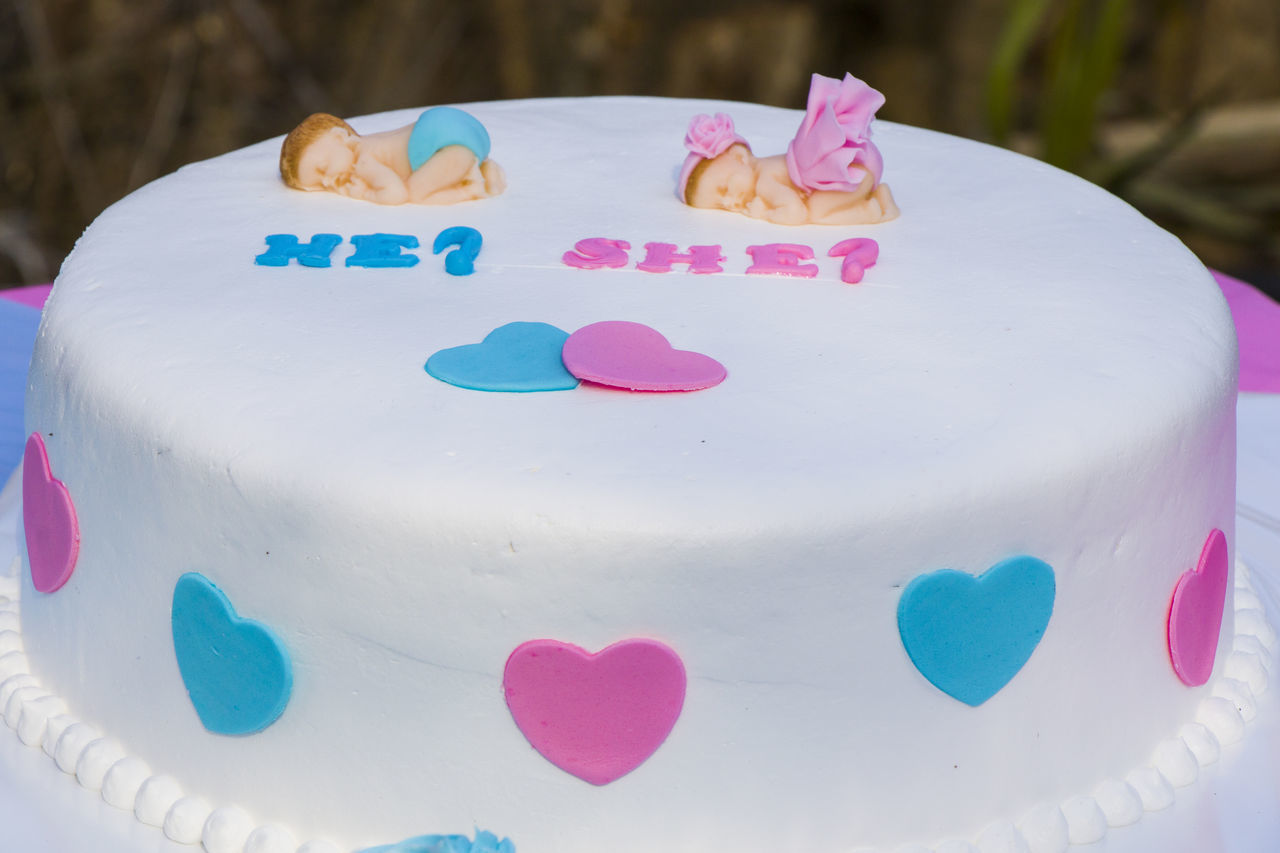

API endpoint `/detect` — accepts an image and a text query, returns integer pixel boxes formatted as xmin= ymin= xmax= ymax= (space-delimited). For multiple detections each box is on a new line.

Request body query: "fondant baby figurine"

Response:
xmin=279 ymin=106 xmax=506 ymax=205
xmin=679 ymin=73 xmax=898 ymax=225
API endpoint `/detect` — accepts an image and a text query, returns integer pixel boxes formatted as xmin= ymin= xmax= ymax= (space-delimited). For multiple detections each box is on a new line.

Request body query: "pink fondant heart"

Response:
xmin=561 ymin=321 xmax=726 ymax=391
xmin=1167 ymin=529 xmax=1229 ymax=686
xmin=22 ymin=433 xmax=80 ymax=593
xmin=503 ymin=638 xmax=686 ymax=785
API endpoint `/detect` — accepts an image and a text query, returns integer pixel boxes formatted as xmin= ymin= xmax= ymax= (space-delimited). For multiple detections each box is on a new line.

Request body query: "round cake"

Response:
xmin=15 ymin=94 xmax=1242 ymax=853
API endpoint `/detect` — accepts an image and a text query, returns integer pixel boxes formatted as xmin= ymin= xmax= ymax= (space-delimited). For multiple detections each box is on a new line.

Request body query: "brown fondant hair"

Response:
xmin=279 ymin=113 xmax=356 ymax=188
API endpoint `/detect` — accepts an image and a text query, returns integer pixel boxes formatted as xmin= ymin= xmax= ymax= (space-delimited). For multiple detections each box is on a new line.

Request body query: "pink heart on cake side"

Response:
xmin=503 ymin=638 xmax=686 ymax=785
xmin=561 ymin=321 xmax=726 ymax=391
xmin=22 ymin=433 xmax=80 ymax=593
xmin=1167 ymin=528 xmax=1229 ymax=687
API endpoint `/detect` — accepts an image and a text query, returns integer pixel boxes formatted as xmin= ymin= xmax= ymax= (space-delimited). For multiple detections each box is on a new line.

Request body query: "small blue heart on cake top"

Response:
xmin=426 ymin=321 xmax=579 ymax=392
xmin=897 ymin=556 xmax=1055 ymax=707
xmin=171 ymin=572 xmax=293 ymax=735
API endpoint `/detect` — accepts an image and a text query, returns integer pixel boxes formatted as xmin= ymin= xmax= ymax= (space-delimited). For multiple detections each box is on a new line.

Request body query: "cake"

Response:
xmin=6 ymin=82 xmax=1269 ymax=853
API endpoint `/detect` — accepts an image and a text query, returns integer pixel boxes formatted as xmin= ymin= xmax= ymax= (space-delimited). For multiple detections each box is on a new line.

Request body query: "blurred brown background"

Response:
xmin=2 ymin=0 xmax=1278 ymax=296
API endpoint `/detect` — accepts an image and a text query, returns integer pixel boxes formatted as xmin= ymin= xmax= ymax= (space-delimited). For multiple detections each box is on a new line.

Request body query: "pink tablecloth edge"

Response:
xmin=0 ymin=284 xmax=52 ymax=311
xmin=3 ymin=273 xmax=1277 ymax=391
xmin=1212 ymin=271 xmax=1280 ymax=394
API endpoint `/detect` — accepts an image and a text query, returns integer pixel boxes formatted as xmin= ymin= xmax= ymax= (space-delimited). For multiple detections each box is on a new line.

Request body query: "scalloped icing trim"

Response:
xmin=0 ymin=556 xmax=1274 ymax=853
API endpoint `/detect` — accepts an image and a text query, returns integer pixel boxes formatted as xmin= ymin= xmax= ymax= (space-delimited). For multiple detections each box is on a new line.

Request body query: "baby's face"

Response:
xmin=688 ymin=145 xmax=756 ymax=211
xmin=296 ymin=128 xmax=358 ymax=190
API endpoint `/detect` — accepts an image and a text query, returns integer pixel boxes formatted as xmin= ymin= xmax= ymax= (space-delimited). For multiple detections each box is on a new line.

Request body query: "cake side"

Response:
xmin=18 ymin=97 xmax=1240 ymax=852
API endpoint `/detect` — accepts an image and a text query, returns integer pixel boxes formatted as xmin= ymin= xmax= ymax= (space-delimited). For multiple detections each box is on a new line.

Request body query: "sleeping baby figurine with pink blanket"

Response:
xmin=678 ymin=73 xmax=897 ymax=226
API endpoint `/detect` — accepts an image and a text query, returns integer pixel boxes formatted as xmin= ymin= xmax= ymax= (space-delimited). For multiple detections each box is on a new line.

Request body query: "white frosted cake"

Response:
xmin=9 ymin=90 xmax=1259 ymax=853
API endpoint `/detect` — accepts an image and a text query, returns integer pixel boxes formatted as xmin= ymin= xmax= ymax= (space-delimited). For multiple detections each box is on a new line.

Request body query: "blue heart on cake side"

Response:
xmin=425 ymin=321 xmax=579 ymax=392
xmin=897 ymin=556 xmax=1055 ymax=706
xmin=171 ymin=572 xmax=293 ymax=735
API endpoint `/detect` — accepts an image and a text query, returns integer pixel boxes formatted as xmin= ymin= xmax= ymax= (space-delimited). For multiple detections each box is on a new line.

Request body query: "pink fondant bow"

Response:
xmin=678 ymin=113 xmax=750 ymax=200
xmin=786 ymin=73 xmax=886 ymax=193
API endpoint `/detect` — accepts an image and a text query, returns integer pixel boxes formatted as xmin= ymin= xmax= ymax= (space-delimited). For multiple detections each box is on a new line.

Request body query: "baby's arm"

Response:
xmin=407 ymin=145 xmax=488 ymax=204
xmin=349 ymin=155 xmax=409 ymax=205
xmin=747 ymin=170 xmax=808 ymax=225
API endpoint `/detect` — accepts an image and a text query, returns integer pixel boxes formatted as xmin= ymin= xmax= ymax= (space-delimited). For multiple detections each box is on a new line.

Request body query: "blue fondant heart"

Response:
xmin=171 ymin=572 xmax=293 ymax=735
xmin=897 ymin=556 xmax=1055 ymax=706
xmin=358 ymin=831 xmax=514 ymax=853
xmin=426 ymin=322 xmax=579 ymax=392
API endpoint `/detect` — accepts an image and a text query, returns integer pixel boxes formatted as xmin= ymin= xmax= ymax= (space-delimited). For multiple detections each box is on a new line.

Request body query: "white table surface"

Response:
xmin=1 ymin=395 xmax=1278 ymax=852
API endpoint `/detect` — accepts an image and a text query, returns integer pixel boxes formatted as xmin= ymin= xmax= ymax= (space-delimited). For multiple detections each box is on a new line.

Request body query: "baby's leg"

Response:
xmin=481 ymin=160 xmax=506 ymax=196
xmin=872 ymin=183 xmax=899 ymax=221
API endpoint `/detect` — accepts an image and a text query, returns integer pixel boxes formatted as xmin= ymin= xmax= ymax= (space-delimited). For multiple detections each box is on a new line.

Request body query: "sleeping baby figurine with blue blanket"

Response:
xmin=280 ymin=107 xmax=506 ymax=205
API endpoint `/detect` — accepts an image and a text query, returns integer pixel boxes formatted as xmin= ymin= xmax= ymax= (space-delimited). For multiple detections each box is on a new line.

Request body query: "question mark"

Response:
xmin=827 ymin=237 xmax=879 ymax=284
xmin=432 ymin=226 xmax=483 ymax=276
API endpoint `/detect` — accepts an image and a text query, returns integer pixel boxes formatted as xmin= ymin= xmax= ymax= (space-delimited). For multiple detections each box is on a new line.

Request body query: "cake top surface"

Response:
xmin=42 ymin=96 xmax=1234 ymax=533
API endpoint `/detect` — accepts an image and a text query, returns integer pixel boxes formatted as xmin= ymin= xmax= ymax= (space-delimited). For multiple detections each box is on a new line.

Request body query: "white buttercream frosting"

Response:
xmin=1178 ymin=722 xmax=1220 ymax=766
xmin=1089 ymin=778 xmax=1143 ymax=827
xmin=74 ymin=736 xmax=125 ymax=790
xmin=1060 ymin=796 xmax=1106 ymax=845
xmin=244 ymin=824 xmax=301 ymax=853
xmin=933 ymin=840 xmax=982 ymax=853
xmin=101 ymin=756 xmax=153 ymax=809
xmin=1015 ymin=803 xmax=1069 ymax=853
xmin=1150 ymin=737 xmax=1198 ymax=787
xmin=1124 ymin=767 xmax=1174 ymax=811
xmin=52 ymin=721 xmax=99 ymax=774
xmin=295 ymin=841 xmax=344 ymax=853
xmin=203 ymin=806 xmax=258 ymax=853
xmin=974 ymin=821 xmax=1030 ymax=853
xmin=135 ymin=773 xmax=184 ymax=827
xmin=1197 ymin=695 xmax=1247 ymax=744
xmin=166 ymin=796 xmax=215 ymax=845
xmin=16 ymin=693 xmax=65 ymax=746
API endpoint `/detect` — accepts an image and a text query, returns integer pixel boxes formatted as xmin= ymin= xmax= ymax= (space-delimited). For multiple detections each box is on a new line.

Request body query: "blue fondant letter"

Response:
xmin=432 ymin=226 xmax=483 ymax=276
xmin=347 ymin=233 xmax=421 ymax=268
xmin=255 ymin=234 xmax=343 ymax=267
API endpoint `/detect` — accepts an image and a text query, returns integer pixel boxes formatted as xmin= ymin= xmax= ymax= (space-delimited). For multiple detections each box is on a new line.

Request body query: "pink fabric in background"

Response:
xmin=2 ymin=273 xmax=1277 ymax=391
xmin=1213 ymin=271 xmax=1280 ymax=394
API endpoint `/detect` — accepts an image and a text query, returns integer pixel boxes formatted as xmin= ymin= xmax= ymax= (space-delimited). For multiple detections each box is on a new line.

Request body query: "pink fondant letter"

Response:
xmin=636 ymin=243 xmax=726 ymax=274
xmin=827 ymin=237 xmax=880 ymax=284
xmin=563 ymin=238 xmax=631 ymax=270
xmin=745 ymin=243 xmax=819 ymax=278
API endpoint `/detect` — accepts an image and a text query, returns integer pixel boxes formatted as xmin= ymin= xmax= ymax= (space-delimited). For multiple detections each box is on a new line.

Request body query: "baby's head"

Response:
xmin=280 ymin=113 xmax=359 ymax=191
xmin=678 ymin=113 xmax=755 ymax=211
xmin=684 ymin=144 xmax=756 ymax=212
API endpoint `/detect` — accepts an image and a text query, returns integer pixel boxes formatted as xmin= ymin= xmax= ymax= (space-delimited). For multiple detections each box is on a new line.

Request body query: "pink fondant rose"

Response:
xmin=786 ymin=72 xmax=886 ymax=193
xmin=684 ymin=113 xmax=742 ymax=160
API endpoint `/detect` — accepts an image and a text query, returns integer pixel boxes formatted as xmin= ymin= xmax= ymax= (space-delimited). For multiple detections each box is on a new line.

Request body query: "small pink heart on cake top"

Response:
xmin=1167 ymin=528 xmax=1230 ymax=687
xmin=503 ymin=638 xmax=686 ymax=785
xmin=22 ymin=433 xmax=80 ymax=593
xmin=561 ymin=321 xmax=726 ymax=391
